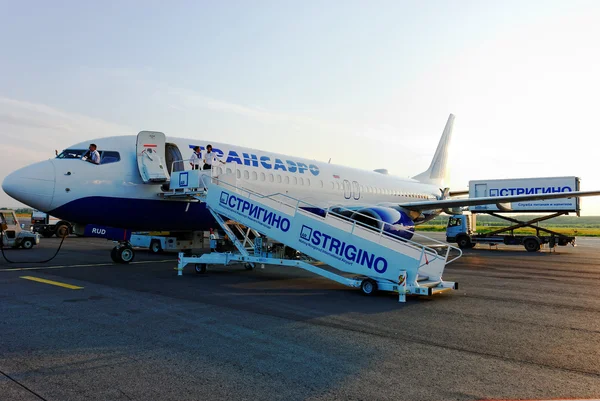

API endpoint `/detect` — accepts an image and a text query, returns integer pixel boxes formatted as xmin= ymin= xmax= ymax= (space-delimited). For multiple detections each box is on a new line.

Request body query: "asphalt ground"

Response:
xmin=0 ymin=235 xmax=599 ymax=401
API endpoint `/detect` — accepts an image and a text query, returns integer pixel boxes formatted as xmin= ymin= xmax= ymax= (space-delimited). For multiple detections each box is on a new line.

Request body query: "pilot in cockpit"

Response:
xmin=82 ymin=144 xmax=100 ymax=165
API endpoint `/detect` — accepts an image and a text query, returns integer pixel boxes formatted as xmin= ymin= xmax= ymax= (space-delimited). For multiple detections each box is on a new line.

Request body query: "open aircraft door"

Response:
xmin=136 ymin=131 xmax=170 ymax=184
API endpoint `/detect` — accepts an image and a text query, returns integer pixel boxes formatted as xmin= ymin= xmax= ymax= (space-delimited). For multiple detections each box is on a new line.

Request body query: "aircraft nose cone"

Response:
xmin=2 ymin=160 xmax=56 ymax=211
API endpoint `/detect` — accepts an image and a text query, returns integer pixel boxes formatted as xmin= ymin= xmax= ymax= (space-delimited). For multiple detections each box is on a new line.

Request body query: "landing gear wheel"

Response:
xmin=524 ymin=238 xmax=540 ymax=252
xmin=149 ymin=240 xmax=162 ymax=254
xmin=457 ymin=236 xmax=472 ymax=249
xmin=112 ymin=245 xmax=135 ymax=263
xmin=244 ymin=263 xmax=254 ymax=270
xmin=360 ymin=279 xmax=378 ymax=296
xmin=195 ymin=263 xmax=207 ymax=274
xmin=21 ymin=238 xmax=34 ymax=249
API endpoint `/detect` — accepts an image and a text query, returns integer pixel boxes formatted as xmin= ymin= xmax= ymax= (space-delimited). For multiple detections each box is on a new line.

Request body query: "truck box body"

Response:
xmin=468 ymin=176 xmax=580 ymax=213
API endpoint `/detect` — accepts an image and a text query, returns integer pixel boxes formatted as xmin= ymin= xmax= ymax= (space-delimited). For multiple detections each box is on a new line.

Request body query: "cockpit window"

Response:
xmin=56 ymin=149 xmax=87 ymax=159
xmin=101 ymin=151 xmax=120 ymax=164
xmin=56 ymin=149 xmax=120 ymax=165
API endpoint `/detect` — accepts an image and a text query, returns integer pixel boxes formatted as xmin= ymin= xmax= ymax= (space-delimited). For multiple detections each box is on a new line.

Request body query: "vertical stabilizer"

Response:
xmin=412 ymin=114 xmax=454 ymax=186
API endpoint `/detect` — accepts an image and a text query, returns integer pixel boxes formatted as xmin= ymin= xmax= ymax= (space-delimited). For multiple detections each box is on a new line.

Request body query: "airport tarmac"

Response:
xmin=1 ymin=236 xmax=599 ymax=401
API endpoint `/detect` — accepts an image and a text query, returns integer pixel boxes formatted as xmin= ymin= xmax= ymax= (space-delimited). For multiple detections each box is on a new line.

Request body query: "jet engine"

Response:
xmin=350 ymin=206 xmax=415 ymax=240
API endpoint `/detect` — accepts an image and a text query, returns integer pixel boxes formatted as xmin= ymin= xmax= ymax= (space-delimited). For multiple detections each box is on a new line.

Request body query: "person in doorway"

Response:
xmin=190 ymin=146 xmax=202 ymax=170
xmin=82 ymin=144 xmax=100 ymax=164
xmin=202 ymin=144 xmax=225 ymax=170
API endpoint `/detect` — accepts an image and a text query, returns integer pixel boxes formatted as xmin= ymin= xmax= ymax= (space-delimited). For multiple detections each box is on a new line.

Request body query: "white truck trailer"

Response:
xmin=446 ymin=176 xmax=579 ymax=252
xmin=129 ymin=231 xmax=205 ymax=254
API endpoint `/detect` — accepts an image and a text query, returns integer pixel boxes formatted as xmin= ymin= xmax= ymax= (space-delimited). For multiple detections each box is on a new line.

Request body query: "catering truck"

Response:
xmin=446 ymin=176 xmax=579 ymax=252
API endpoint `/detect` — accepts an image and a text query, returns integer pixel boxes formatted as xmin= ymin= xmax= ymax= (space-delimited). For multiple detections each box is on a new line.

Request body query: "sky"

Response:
xmin=1 ymin=0 xmax=600 ymax=213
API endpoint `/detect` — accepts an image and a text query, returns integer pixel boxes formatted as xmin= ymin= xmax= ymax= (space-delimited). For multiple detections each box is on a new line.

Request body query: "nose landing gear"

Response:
xmin=111 ymin=242 xmax=135 ymax=264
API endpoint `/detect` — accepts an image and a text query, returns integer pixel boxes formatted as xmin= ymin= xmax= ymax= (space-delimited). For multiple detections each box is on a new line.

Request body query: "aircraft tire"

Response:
xmin=110 ymin=247 xmax=119 ymax=263
xmin=117 ymin=245 xmax=135 ymax=264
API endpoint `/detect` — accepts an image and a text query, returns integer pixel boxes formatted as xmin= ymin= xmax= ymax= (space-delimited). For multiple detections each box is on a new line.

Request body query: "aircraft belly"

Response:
xmin=49 ymin=197 xmax=215 ymax=231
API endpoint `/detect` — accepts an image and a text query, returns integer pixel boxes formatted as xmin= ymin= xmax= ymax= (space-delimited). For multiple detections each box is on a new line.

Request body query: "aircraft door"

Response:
xmin=136 ymin=131 xmax=170 ymax=184
xmin=165 ymin=143 xmax=184 ymax=174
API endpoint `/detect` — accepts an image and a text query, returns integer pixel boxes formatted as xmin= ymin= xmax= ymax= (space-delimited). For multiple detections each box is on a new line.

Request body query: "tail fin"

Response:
xmin=412 ymin=113 xmax=454 ymax=186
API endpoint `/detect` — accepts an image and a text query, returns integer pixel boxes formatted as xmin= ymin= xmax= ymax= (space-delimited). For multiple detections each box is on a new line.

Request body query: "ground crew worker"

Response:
xmin=83 ymin=144 xmax=100 ymax=164
xmin=203 ymin=144 xmax=225 ymax=170
xmin=190 ymin=146 xmax=202 ymax=170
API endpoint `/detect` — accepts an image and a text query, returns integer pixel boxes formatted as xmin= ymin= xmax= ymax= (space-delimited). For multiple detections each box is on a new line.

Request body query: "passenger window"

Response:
xmin=100 ymin=151 xmax=120 ymax=164
xmin=251 ymin=171 xmax=258 ymax=180
xmin=299 ymin=177 xmax=304 ymax=185
xmin=244 ymin=170 xmax=250 ymax=180
xmin=226 ymin=167 xmax=233 ymax=174
xmin=320 ymin=180 xmax=324 ymax=188
xmin=293 ymin=177 xmax=297 ymax=185
xmin=236 ymin=170 xmax=241 ymax=179
xmin=276 ymin=175 xmax=282 ymax=183
xmin=284 ymin=176 xmax=289 ymax=184
xmin=306 ymin=178 xmax=310 ymax=186
xmin=260 ymin=172 xmax=266 ymax=181
xmin=268 ymin=173 xmax=274 ymax=182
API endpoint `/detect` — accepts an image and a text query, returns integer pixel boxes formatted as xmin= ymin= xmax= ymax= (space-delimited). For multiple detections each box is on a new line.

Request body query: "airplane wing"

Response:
xmin=398 ymin=190 xmax=600 ymax=212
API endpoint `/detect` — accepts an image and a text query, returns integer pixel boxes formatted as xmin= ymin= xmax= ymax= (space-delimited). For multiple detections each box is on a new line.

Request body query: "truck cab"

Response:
xmin=446 ymin=215 xmax=475 ymax=248
xmin=1 ymin=210 xmax=40 ymax=249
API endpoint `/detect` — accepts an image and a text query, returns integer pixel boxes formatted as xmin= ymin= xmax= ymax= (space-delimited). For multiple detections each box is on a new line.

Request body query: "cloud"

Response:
xmin=0 ymin=96 xmax=132 ymax=207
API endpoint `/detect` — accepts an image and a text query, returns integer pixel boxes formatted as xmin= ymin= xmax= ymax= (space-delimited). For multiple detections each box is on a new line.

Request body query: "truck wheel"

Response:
xmin=21 ymin=238 xmax=34 ymax=249
xmin=55 ymin=223 xmax=70 ymax=238
xmin=149 ymin=240 xmax=162 ymax=254
xmin=457 ymin=236 xmax=472 ymax=249
xmin=117 ymin=246 xmax=135 ymax=264
xmin=195 ymin=264 xmax=207 ymax=274
xmin=524 ymin=238 xmax=540 ymax=252
xmin=360 ymin=279 xmax=378 ymax=296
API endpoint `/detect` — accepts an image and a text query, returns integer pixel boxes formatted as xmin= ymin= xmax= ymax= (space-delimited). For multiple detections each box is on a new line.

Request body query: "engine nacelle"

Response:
xmin=350 ymin=206 xmax=415 ymax=240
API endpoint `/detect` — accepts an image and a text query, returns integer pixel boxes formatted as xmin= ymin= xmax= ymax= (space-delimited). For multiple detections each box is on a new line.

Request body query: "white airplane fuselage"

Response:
xmin=2 ymin=135 xmax=443 ymax=233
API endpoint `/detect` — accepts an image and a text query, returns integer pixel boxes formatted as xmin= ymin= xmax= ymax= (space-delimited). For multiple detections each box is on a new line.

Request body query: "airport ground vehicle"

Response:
xmin=1 ymin=209 xmax=40 ymax=249
xmin=31 ymin=210 xmax=72 ymax=238
xmin=129 ymin=231 xmax=205 ymax=254
xmin=446 ymin=177 xmax=579 ymax=252
xmin=171 ymin=171 xmax=461 ymax=302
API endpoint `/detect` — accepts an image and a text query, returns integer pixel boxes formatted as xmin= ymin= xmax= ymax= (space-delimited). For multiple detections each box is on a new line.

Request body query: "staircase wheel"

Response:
xmin=360 ymin=279 xmax=378 ymax=296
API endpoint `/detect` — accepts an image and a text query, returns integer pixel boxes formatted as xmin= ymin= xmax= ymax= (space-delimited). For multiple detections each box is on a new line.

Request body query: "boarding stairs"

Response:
xmin=163 ymin=167 xmax=461 ymax=302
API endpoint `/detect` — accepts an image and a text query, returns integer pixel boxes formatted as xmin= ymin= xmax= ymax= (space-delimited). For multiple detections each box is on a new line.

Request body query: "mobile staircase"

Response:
xmin=164 ymin=168 xmax=462 ymax=302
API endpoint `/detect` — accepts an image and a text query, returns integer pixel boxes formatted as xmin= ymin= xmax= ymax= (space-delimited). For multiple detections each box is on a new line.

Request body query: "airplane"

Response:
xmin=3 ymin=114 xmax=600 ymax=262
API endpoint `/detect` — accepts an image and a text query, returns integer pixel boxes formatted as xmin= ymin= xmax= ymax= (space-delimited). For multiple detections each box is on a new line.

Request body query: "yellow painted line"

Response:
xmin=0 ymin=259 xmax=173 ymax=272
xmin=20 ymin=276 xmax=83 ymax=290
